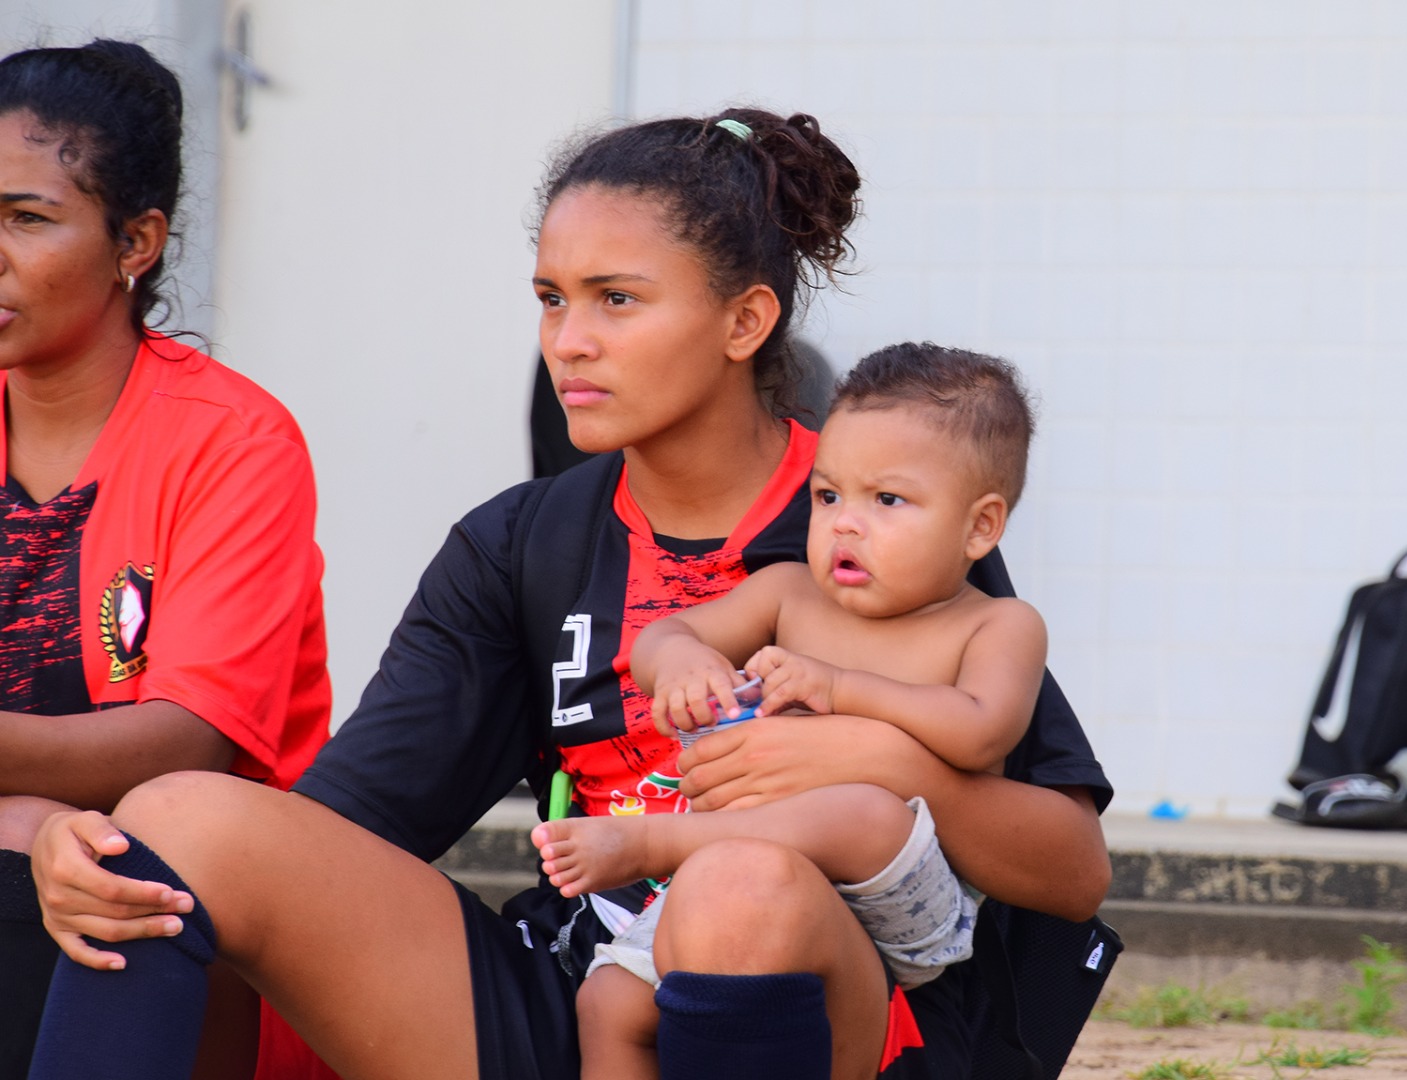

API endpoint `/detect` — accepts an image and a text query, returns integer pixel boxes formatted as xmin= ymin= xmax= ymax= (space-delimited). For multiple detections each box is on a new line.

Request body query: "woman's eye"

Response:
xmin=537 ymin=292 xmax=565 ymax=308
xmin=12 ymin=210 xmax=46 ymax=225
xmin=603 ymin=291 xmax=633 ymax=306
xmin=877 ymin=492 xmax=905 ymax=507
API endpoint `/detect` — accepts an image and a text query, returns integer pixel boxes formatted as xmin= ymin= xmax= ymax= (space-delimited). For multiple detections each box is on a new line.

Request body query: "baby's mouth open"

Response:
xmin=832 ymin=552 xmax=870 ymax=586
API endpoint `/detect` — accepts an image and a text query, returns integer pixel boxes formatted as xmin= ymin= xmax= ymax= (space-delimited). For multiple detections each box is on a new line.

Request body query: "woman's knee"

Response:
xmin=657 ymin=839 xmax=835 ymax=972
xmin=115 ymin=770 xmax=247 ymax=824
xmin=110 ymin=772 xmax=266 ymax=882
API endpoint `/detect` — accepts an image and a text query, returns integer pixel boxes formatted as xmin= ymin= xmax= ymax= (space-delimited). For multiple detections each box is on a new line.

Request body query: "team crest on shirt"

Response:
xmin=99 ymin=563 xmax=155 ymax=682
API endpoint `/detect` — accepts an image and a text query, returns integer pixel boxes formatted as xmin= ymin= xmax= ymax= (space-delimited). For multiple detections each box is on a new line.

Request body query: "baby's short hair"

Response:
xmin=831 ymin=342 xmax=1035 ymax=507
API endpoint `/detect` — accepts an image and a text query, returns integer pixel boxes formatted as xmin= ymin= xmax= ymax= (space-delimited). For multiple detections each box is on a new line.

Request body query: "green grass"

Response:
xmin=1343 ymin=935 xmax=1406 ymax=1035
xmin=1106 ymin=983 xmax=1251 ymax=1028
xmin=1103 ymin=937 xmax=1405 ymax=1035
xmin=1251 ymin=1043 xmax=1372 ymax=1070
xmin=1263 ymin=1004 xmax=1331 ymax=1031
xmin=1133 ymin=1058 xmax=1232 ymax=1080
xmin=1127 ymin=1041 xmax=1373 ymax=1080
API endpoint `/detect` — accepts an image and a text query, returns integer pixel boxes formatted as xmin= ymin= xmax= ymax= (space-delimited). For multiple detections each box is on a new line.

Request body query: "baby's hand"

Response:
xmin=650 ymin=641 xmax=746 ymax=736
xmin=747 ymin=646 xmax=839 ymax=717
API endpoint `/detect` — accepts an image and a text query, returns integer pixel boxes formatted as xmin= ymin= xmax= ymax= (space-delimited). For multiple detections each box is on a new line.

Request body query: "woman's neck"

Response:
xmin=5 ymin=336 xmax=141 ymax=502
xmin=624 ymin=405 xmax=791 ymax=540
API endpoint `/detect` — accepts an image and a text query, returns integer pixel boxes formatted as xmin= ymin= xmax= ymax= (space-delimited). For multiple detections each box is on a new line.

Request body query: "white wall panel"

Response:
xmin=630 ymin=0 xmax=1407 ymax=816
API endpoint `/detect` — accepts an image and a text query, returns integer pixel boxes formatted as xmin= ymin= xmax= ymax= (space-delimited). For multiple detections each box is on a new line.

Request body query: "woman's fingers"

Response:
xmin=50 ymin=929 xmax=129 ymax=971
xmin=677 ymin=722 xmax=778 ymax=810
xmin=679 ymin=715 xmax=870 ymax=811
xmin=46 ymin=909 xmax=188 ymax=971
xmin=32 ymin=810 xmax=193 ymax=970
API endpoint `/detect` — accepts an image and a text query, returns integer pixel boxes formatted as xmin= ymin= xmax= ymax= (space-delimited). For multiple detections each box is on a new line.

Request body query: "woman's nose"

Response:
xmin=547 ymin=307 xmax=598 ymax=363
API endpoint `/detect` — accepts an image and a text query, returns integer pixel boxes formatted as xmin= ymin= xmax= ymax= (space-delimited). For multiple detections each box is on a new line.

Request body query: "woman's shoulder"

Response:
xmin=138 ymin=336 xmax=307 ymax=444
xmin=459 ymin=452 xmax=625 ymax=555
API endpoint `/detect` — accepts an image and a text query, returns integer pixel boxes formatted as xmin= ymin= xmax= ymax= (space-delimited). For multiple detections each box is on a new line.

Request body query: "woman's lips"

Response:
xmin=0 ymin=308 xmax=15 ymax=330
xmin=559 ymin=378 xmax=609 ymax=407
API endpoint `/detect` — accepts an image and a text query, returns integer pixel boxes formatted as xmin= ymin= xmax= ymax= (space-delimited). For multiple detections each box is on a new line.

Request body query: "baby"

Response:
xmin=533 ymin=342 xmax=1047 ymax=1078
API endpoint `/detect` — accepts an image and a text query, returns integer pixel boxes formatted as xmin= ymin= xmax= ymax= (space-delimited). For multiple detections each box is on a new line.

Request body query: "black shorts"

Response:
xmin=456 ymin=878 xmax=970 ymax=1079
xmin=459 ymin=876 xmax=652 ymax=1079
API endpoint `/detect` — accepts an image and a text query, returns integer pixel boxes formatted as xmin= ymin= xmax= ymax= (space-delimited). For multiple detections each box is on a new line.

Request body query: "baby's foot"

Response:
xmin=531 ymin=817 xmax=661 ymax=898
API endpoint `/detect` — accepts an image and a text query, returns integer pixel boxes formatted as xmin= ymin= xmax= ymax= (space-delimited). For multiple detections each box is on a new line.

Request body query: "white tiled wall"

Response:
xmin=630 ymin=0 xmax=1407 ymax=817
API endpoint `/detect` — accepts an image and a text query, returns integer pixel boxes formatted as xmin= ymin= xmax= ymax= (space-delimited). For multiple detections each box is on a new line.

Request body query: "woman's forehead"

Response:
xmin=536 ymin=187 xmax=700 ymax=279
xmin=0 ymin=110 xmax=88 ymax=193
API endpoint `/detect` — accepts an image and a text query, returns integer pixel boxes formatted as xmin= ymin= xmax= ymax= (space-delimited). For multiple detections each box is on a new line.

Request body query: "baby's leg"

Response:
xmin=836 ymin=796 xmax=978 ymax=989
xmin=532 ymin=783 xmax=915 ymax=896
xmin=577 ymin=964 xmax=660 ymax=1080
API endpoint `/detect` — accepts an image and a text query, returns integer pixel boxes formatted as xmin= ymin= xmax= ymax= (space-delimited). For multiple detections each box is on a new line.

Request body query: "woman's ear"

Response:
xmin=723 ymin=284 xmax=782 ymax=363
xmin=964 ymin=493 xmax=1009 ymax=561
xmin=115 ymin=209 xmax=169 ymax=286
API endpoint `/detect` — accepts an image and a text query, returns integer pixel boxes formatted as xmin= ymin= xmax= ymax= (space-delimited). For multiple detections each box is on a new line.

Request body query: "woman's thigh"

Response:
xmin=112 ymin=772 xmax=478 ymax=1080
xmin=653 ymin=837 xmax=890 ymax=1080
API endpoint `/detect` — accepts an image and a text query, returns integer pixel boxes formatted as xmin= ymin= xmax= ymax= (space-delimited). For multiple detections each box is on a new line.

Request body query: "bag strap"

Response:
xmin=511 ymin=452 xmax=624 ymax=809
xmin=1308 ymin=575 xmax=1389 ymax=724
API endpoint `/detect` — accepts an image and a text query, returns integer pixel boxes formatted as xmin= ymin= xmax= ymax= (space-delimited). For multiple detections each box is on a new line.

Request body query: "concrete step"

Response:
xmin=1098 ymin=814 xmax=1407 ymax=1015
xmin=435 ymin=799 xmax=1407 ymax=1012
xmin=1101 ymin=814 xmax=1407 ymax=959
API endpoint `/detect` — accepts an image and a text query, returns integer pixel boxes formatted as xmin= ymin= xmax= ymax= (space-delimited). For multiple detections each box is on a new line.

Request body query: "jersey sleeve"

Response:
xmin=969 ymin=547 xmax=1113 ymax=812
xmin=134 ymin=434 xmax=324 ymax=781
xmin=293 ymin=484 xmax=540 ymax=862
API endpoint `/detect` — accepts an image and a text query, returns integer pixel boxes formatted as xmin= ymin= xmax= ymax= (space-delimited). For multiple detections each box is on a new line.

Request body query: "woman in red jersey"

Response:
xmin=0 ymin=40 xmax=330 ymax=1080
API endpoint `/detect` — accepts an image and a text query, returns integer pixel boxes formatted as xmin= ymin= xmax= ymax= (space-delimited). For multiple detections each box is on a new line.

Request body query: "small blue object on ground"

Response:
xmin=1148 ymin=799 xmax=1190 ymax=820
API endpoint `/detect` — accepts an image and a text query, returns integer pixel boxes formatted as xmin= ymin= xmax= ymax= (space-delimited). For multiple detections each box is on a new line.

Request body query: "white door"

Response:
xmin=211 ymin=2 xmax=616 ymax=717
xmin=0 ymin=1 xmax=618 ymax=717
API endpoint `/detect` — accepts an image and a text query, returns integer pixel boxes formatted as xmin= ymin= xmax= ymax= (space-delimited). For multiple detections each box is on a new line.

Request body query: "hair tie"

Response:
xmin=715 ymin=118 xmax=753 ymax=142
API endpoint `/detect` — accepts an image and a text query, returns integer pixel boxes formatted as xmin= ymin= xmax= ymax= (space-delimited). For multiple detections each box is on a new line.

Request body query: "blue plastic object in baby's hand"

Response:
xmin=677 ymin=675 xmax=763 ymax=747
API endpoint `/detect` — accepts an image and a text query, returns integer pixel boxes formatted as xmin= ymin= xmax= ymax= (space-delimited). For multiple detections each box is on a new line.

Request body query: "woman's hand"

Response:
xmin=31 ymin=810 xmax=193 ymax=970
xmin=678 ymin=713 xmax=881 ymax=811
xmin=678 ymin=713 xmax=1110 ymax=919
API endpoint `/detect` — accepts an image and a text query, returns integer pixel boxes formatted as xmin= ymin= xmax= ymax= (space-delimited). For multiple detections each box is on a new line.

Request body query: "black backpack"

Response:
xmin=511 ymin=453 xmax=1121 ymax=1078
xmin=1275 ymin=551 xmax=1407 ymax=829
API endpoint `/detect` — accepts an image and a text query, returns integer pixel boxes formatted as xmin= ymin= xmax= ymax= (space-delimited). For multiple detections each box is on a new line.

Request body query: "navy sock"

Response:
xmin=655 ymin=971 xmax=832 ymax=1080
xmin=27 ymin=833 xmax=217 ymax=1080
xmin=0 ymin=849 xmax=58 ymax=1080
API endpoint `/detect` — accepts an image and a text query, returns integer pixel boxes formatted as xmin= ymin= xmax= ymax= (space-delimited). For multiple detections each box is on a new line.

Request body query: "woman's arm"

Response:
xmin=0 ymin=702 xmax=235 ymax=812
xmin=748 ymin=598 xmax=1047 ymax=772
xmin=678 ymin=713 xmax=1110 ymax=920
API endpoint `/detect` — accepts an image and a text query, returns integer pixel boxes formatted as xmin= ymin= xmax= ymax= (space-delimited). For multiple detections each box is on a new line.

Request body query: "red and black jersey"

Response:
xmin=550 ymin=422 xmax=817 ymax=818
xmin=0 ymin=480 xmax=96 ymax=715
xmin=0 ymin=339 xmax=331 ymax=790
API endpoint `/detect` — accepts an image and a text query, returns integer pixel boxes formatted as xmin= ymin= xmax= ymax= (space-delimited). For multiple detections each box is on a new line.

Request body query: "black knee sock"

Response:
xmin=27 ymin=833 xmax=217 ymax=1080
xmin=0 ymin=849 xmax=58 ymax=1080
xmin=655 ymin=971 xmax=832 ymax=1080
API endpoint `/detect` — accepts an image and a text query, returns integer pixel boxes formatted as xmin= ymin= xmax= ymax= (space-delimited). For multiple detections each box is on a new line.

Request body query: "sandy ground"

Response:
xmin=1064 ymin=1021 xmax=1407 ymax=1079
